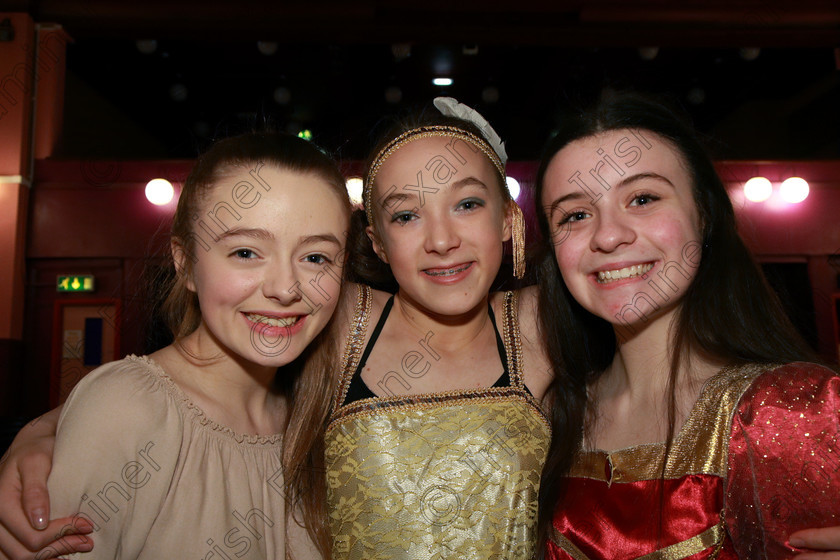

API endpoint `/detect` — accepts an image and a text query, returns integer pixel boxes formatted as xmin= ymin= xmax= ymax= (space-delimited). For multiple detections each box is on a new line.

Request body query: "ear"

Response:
xmin=171 ymin=238 xmax=197 ymax=292
xmin=365 ymin=225 xmax=390 ymax=264
xmin=502 ymin=199 xmax=515 ymax=243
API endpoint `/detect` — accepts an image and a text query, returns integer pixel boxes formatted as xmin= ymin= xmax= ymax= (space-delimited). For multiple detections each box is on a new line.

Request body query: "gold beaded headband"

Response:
xmin=363 ymin=125 xmax=506 ymax=229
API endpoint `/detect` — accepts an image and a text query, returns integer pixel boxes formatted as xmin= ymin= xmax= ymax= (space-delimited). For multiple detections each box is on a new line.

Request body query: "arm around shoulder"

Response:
xmin=46 ymin=357 xmax=183 ymax=559
xmin=0 ymin=404 xmax=98 ymax=560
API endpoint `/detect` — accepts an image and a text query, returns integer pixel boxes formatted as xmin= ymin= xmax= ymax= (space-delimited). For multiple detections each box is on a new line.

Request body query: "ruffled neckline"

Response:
xmin=126 ymin=354 xmax=284 ymax=446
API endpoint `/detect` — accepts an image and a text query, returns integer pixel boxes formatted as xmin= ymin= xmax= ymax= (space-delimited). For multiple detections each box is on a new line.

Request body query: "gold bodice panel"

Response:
xmin=325 ymin=286 xmax=550 ymax=559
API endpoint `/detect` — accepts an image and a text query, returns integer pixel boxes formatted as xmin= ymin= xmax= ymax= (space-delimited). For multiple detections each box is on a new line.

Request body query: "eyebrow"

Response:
xmin=219 ymin=228 xmax=274 ymax=241
xmin=450 ymin=176 xmax=489 ymax=191
xmin=377 ymin=175 xmax=492 ymax=215
xmin=547 ymin=172 xmax=675 ymax=217
xmin=547 ymin=191 xmax=587 ymax=218
xmin=219 ymin=229 xmax=341 ymax=247
xmin=380 ymin=191 xmax=412 ymax=210
xmin=299 ymin=234 xmax=342 ymax=246
xmin=616 ymin=172 xmax=675 ymax=190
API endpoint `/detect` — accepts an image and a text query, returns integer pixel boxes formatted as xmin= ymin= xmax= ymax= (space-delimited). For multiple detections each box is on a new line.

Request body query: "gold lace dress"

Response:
xmin=325 ymin=285 xmax=551 ymax=559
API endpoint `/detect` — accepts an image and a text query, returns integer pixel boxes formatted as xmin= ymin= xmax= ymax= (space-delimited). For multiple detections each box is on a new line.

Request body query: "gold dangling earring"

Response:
xmin=511 ymin=202 xmax=526 ymax=279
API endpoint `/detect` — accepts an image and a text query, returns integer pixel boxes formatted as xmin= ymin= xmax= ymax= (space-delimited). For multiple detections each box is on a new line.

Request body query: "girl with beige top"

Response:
xmin=1 ymin=132 xmax=350 ymax=559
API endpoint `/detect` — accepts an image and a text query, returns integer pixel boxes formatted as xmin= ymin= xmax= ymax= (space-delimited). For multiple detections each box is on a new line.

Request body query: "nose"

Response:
xmin=261 ymin=260 xmax=303 ymax=305
xmin=590 ymin=210 xmax=636 ymax=253
xmin=423 ymin=214 xmax=461 ymax=255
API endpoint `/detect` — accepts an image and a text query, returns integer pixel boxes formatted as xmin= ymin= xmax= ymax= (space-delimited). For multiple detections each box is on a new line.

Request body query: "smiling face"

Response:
xmin=541 ymin=129 xmax=703 ymax=333
xmin=367 ymin=135 xmax=511 ymax=316
xmin=177 ymin=165 xmax=348 ymax=367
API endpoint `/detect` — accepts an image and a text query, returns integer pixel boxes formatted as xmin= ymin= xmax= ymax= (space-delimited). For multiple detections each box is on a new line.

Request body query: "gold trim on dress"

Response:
xmin=636 ymin=521 xmax=725 ymax=560
xmin=327 ymin=290 xmax=550 ymax=430
xmin=551 ymin=528 xmax=592 ymax=560
xmin=332 ymin=283 xmax=372 ymax=413
xmin=551 ymin=520 xmax=725 ymax=560
xmin=570 ymin=364 xmax=771 ymax=481
xmin=502 ymin=290 xmax=522 ymax=384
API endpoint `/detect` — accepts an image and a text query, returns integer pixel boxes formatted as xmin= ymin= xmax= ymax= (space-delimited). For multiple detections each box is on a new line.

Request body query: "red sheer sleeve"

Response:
xmin=725 ymin=362 xmax=840 ymax=558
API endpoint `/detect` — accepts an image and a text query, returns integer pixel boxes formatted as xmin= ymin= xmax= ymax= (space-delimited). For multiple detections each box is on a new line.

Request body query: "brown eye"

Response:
xmin=630 ymin=193 xmax=660 ymax=207
xmin=559 ymin=210 xmax=591 ymax=225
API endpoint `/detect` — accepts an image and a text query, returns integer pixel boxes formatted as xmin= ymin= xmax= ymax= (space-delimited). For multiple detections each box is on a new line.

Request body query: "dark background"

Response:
xmin=6 ymin=0 xmax=840 ymax=161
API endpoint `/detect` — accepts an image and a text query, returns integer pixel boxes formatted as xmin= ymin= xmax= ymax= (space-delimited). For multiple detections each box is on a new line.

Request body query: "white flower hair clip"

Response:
xmin=433 ymin=97 xmax=507 ymax=165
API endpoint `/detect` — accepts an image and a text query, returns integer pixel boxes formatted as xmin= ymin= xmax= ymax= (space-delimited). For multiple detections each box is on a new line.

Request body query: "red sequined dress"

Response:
xmin=547 ymin=362 xmax=840 ymax=560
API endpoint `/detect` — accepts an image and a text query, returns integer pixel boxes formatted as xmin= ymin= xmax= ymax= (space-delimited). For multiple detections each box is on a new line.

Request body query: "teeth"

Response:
xmin=246 ymin=313 xmax=298 ymax=327
xmin=597 ymin=263 xmax=654 ymax=284
xmin=425 ymin=264 xmax=470 ymax=277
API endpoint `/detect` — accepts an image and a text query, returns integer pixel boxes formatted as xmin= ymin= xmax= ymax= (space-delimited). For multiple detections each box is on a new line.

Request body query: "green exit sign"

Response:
xmin=57 ymin=275 xmax=95 ymax=292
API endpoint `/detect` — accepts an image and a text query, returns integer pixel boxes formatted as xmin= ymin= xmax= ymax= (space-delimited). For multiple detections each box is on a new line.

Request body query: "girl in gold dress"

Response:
xmin=322 ymin=98 xmax=553 ymax=559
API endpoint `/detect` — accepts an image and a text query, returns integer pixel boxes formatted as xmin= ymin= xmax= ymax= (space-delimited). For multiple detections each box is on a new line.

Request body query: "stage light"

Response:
xmin=780 ymin=177 xmax=809 ymax=203
xmin=687 ymin=88 xmax=705 ymax=105
xmin=506 ymin=177 xmax=521 ymax=200
xmin=740 ymin=47 xmax=761 ymax=61
xmin=145 ymin=179 xmax=174 ymax=206
xmin=169 ymin=84 xmax=188 ymax=102
xmin=482 ymin=86 xmax=500 ymax=104
xmin=257 ymin=41 xmax=278 ymax=55
xmin=346 ymin=177 xmax=363 ymax=205
xmin=385 ymin=86 xmax=402 ymax=104
xmin=433 ymin=78 xmax=453 ymax=86
xmin=743 ymin=177 xmax=772 ymax=202
xmin=273 ymin=87 xmax=291 ymax=105
xmin=136 ymin=39 xmax=157 ymax=54
xmin=391 ymin=43 xmax=411 ymax=61
xmin=638 ymin=47 xmax=659 ymax=60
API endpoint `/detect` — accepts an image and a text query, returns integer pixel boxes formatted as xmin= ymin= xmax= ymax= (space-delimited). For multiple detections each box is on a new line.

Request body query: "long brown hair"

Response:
xmin=158 ymin=132 xmax=349 ymax=556
xmin=532 ymin=90 xmax=817 ymax=552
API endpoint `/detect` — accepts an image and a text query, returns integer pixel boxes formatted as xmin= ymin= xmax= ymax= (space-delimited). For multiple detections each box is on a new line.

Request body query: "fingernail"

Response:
xmin=31 ymin=509 xmax=47 ymax=530
xmin=790 ymin=536 xmax=805 ymax=547
xmin=78 ymin=541 xmax=93 ymax=552
xmin=77 ymin=519 xmax=95 ymax=533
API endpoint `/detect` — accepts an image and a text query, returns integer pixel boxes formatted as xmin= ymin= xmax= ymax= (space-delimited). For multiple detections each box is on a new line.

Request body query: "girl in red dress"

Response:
xmin=535 ymin=90 xmax=840 ymax=560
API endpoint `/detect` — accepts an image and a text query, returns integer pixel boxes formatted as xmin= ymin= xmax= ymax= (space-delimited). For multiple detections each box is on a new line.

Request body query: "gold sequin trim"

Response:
xmin=331 ymin=284 xmax=372 ymax=413
xmin=502 ymin=290 xmax=522 ymax=387
xmin=363 ymin=125 xmax=506 ymax=228
xmin=571 ymin=363 xmax=772 ymax=481
xmin=636 ymin=520 xmax=725 ymax=560
xmin=501 ymin=290 xmax=547 ymax=423
xmin=552 ymin=520 xmax=725 ymax=560
xmin=330 ymin=390 xmax=549 ymax=432
xmin=550 ymin=528 xmax=594 ymax=560
xmin=327 ymin=289 xmax=550 ymax=431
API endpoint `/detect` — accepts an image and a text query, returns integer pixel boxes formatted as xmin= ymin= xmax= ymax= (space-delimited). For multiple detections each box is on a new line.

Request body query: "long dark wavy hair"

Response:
xmin=533 ymin=90 xmax=818 ymax=552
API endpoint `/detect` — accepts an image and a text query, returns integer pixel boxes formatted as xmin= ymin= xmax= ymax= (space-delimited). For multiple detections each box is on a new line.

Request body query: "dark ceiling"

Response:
xmin=10 ymin=0 xmax=840 ymax=160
